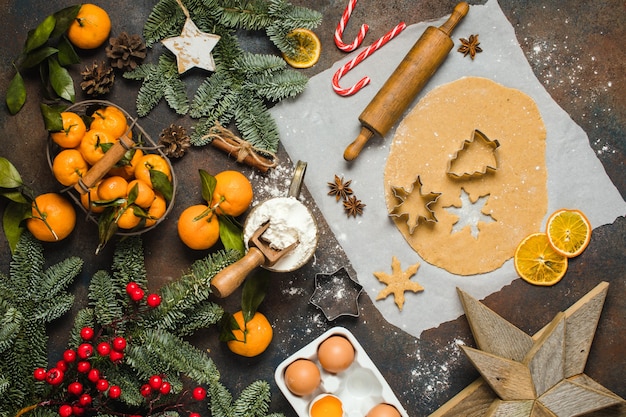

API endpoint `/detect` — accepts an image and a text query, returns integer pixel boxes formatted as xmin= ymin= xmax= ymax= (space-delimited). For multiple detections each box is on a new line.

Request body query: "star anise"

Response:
xmin=327 ymin=175 xmax=353 ymax=201
xmin=343 ymin=195 xmax=366 ymax=217
xmin=458 ymin=34 xmax=482 ymax=60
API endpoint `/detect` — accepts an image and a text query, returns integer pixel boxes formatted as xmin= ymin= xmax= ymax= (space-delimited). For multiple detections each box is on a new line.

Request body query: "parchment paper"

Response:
xmin=269 ymin=0 xmax=626 ymax=338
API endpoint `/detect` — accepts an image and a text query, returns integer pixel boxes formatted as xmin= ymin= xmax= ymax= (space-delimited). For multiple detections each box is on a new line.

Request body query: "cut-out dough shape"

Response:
xmin=389 ymin=176 xmax=441 ymax=234
xmin=447 ymin=129 xmax=500 ymax=179
xmin=445 ymin=189 xmax=496 ymax=239
xmin=384 ymin=77 xmax=547 ymax=275
xmin=374 ymin=256 xmax=424 ymax=311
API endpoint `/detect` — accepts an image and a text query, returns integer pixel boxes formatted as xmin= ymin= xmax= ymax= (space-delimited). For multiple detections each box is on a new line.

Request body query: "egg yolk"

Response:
xmin=310 ymin=395 xmax=343 ymax=417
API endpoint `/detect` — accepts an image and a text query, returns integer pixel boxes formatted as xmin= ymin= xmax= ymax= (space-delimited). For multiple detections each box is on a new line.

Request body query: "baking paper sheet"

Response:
xmin=269 ymin=0 xmax=626 ymax=338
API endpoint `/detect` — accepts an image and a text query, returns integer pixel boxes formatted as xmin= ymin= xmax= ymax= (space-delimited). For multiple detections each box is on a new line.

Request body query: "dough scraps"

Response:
xmin=383 ymin=77 xmax=548 ymax=275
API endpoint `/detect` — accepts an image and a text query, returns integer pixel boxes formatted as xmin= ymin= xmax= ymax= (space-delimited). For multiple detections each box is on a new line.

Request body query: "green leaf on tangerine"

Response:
xmin=151 ymin=169 xmax=173 ymax=202
xmin=40 ymin=102 xmax=64 ymax=132
xmin=199 ymin=169 xmax=217 ymax=204
xmin=2 ymin=201 xmax=31 ymax=254
xmin=0 ymin=157 xmax=24 ymax=189
xmin=218 ymin=215 xmax=244 ymax=254
xmin=23 ymin=14 xmax=56 ymax=54
xmin=48 ymin=56 xmax=75 ymax=102
xmin=50 ymin=5 xmax=81 ymax=38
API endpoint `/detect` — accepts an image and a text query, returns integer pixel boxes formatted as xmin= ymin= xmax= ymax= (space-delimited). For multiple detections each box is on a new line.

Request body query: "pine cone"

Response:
xmin=80 ymin=61 xmax=115 ymax=96
xmin=159 ymin=124 xmax=191 ymax=158
xmin=106 ymin=32 xmax=147 ymax=71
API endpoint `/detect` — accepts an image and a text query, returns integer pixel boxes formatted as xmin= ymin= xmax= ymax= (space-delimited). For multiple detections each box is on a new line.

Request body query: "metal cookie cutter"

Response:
xmin=210 ymin=161 xmax=319 ymax=298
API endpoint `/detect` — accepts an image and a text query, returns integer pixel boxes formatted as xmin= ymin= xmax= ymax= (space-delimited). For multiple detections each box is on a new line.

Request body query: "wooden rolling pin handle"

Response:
xmin=439 ymin=2 xmax=469 ymax=36
xmin=210 ymin=247 xmax=266 ymax=298
xmin=74 ymin=134 xmax=135 ymax=194
xmin=343 ymin=126 xmax=374 ymax=161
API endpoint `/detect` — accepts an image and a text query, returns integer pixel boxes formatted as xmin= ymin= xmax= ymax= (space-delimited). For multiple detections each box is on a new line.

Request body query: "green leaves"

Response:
xmin=0 ymin=158 xmax=36 ymax=253
xmin=5 ymin=5 xmax=80 ymax=115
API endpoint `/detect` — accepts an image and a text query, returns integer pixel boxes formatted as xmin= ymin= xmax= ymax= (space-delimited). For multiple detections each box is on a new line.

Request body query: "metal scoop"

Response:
xmin=210 ymin=160 xmax=317 ymax=298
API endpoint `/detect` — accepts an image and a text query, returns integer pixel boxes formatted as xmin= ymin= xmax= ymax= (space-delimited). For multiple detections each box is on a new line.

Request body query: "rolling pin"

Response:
xmin=343 ymin=2 xmax=469 ymax=161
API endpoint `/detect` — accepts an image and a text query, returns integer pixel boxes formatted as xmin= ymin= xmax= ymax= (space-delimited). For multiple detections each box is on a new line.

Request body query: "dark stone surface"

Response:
xmin=0 ymin=0 xmax=623 ymax=416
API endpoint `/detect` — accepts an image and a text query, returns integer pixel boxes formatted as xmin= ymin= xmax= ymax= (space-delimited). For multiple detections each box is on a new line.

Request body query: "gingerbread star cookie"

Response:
xmin=374 ymin=256 xmax=424 ymax=311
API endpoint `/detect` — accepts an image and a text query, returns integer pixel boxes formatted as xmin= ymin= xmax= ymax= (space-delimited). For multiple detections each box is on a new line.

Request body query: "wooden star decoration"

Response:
xmin=389 ymin=176 xmax=441 ymax=234
xmin=161 ymin=17 xmax=220 ymax=73
xmin=374 ymin=256 xmax=424 ymax=311
xmin=431 ymin=282 xmax=625 ymax=417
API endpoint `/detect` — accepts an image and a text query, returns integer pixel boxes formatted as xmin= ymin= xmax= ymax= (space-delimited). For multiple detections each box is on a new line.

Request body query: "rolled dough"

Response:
xmin=384 ymin=76 xmax=547 ymax=275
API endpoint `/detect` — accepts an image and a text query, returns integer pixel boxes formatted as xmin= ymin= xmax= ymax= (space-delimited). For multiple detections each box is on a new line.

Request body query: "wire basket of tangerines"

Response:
xmin=46 ymin=100 xmax=176 ymax=253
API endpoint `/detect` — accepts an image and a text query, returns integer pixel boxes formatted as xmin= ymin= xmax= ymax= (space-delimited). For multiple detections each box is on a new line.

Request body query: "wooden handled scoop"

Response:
xmin=210 ymin=222 xmax=297 ymax=298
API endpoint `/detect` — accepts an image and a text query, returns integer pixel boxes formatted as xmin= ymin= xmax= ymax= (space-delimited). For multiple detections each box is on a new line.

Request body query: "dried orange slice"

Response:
xmin=514 ymin=232 xmax=568 ymax=286
xmin=282 ymin=28 xmax=321 ymax=69
xmin=546 ymin=209 xmax=591 ymax=258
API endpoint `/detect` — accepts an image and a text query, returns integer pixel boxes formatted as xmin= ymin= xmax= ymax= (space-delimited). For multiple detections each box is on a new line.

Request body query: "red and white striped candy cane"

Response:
xmin=332 ymin=21 xmax=407 ymax=97
xmin=334 ymin=0 xmax=368 ymax=52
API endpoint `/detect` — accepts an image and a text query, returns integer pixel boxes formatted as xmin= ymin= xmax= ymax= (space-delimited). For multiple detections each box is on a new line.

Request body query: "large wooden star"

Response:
xmin=374 ymin=256 xmax=424 ymax=311
xmin=431 ymin=282 xmax=625 ymax=417
xmin=161 ymin=17 xmax=220 ymax=73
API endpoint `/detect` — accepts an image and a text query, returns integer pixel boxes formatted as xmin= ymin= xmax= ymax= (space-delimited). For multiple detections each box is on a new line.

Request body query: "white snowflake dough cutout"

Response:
xmin=162 ymin=18 xmax=220 ymax=73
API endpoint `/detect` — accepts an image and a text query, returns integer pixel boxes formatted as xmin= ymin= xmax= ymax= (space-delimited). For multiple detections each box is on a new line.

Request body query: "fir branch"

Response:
xmin=30 ymin=294 xmax=74 ymax=323
xmin=0 ymin=306 xmax=22 ymax=354
xmin=32 ymin=256 xmax=82 ymax=302
xmin=143 ymin=0 xmax=187 ymax=46
xmin=67 ymin=307 xmax=95 ymax=348
xmin=112 ymin=236 xmax=148 ymax=289
xmin=89 ymin=270 xmax=125 ymax=327
xmin=169 ymin=302 xmax=224 ymax=336
xmin=128 ymin=329 xmax=220 ymax=385
xmin=232 ymin=380 xmax=271 ymax=416
xmin=208 ymin=380 xmax=234 ymax=417
xmin=188 ymin=70 xmax=231 ymax=119
xmin=218 ymin=0 xmax=272 ymax=30
xmin=246 ymin=69 xmax=308 ymax=101
xmin=233 ymin=96 xmax=280 ymax=151
xmin=124 ymin=53 xmax=188 ymax=117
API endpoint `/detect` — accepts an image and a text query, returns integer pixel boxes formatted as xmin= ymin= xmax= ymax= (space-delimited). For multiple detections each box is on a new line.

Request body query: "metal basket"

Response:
xmin=47 ymin=100 xmax=176 ymax=236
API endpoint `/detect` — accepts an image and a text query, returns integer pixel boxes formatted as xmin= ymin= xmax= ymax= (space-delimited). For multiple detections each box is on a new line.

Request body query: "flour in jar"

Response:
xmin=244 ymin=196 xmax=318 ymax=272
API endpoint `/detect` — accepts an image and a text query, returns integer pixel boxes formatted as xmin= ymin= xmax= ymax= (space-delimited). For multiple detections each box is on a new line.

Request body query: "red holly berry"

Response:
xmin=76 ymin=361 xmax=91 ymax=373
xmin=109 ymin=349 xmax=124 ymax=363
xmin=56 ymin=359 xmax=68 ymax=372
xmin=80 ymin=327 xmax=94 ymax=341
xmin=96 ymin=342 xmax=111 ymax=356
xmin=112 ymin=336 xmax=127 ymax=351
xmin=159 ymin=381 xmax=172 ymax=395
xmin=72 ymin=406 xmax=85 ymax=416
xmin=87 ymin=368 xmax=101 ymax=383
xmin=130 ymin=288 xmax=145 ymax=302
xmin=148 ymin=375 xmax=163 ymax=390
xmin=192 ymin=386 xmax=206 ymax=400
xmin=146 ymin=293 xmax=161 ymax=307
xmin=63 ymin=349 xmax=77 ymax=363
xmin=96 ymin=378 xmax=109 ymax=392
xmin=108 ymin=385 xmax=122 ymax=399
xmin=45 ymin=368 xmax=64 ymax=385
xmin=68 ymin=381 xmax=83 ymax=396
xmin=78 ymin=393 xmax=92 ymax=407
xmin=140 ymin=383 xmax=152 ymax=397
xmin=77 ymin=343 xmax=94 ymax=359
xmin=189 ymin=413 xmax=200 ymax=417
xmin=33 ymin=367 xmax=47 ymax=381
xmin=125 ymin=281 xmax=139 ymax=294
xmin=58 ymin=404 xmax=73 ymax=417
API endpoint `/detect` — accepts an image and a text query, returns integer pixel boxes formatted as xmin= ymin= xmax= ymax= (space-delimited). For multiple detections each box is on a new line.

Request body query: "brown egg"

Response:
xmin=317 ymin=335 xmax=355 ymax=373
xmin=284 ymin=358 xmax=321 ymax=396
xmin=367 ymin=403 xmax=402 ymax=417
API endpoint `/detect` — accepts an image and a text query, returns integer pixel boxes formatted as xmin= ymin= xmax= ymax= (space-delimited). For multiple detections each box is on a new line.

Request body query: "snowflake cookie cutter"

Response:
xmin=389 ymin=175 xmax=441 ymax=234
xmin=447 ymin=129 xmax=500 ymax=179
xmin=309 ymin=267 xmax=363 ymax=321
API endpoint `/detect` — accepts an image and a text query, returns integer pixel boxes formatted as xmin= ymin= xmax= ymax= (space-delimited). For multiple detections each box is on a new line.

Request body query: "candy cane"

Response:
xmin=334 ymin=0 xmax=368 ymax=52
xmin=332 ymin=22 xmax=407 ymax=97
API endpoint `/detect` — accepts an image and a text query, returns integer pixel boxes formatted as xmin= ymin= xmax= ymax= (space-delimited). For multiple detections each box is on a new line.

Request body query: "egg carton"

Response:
xmin=275 ymin=327 xmax=409 ymax=417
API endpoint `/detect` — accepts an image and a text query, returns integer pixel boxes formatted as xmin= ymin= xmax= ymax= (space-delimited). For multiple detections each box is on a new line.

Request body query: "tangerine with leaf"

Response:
xmin=177 ymin=205 xmax=220 ymax=250
xmin=211 ymin=170 xmax=253 ymax=216
xmin=26 ymin=193 xmax=76 ymax=242
xmin=67 ymin=4 xmax=111 ymax=50
xmin=50 ymin=112 xmax=87 ymax=148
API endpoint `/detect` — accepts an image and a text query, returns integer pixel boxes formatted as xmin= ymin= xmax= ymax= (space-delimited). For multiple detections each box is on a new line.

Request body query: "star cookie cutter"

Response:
xmin=447 ymin=129 xmax=500 ymax=179
xmin=309 ymin=267 xmax=363 ymax=321
xmin=389 ymin=176 xmax=441 ymax=234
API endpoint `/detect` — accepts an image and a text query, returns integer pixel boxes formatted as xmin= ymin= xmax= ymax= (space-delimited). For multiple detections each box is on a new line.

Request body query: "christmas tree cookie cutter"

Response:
xmin=389 ymin=175 xmax=441 ymax=234
xmin=447 ymin=129 xmax=500 ymax=179
xmin=309 ymin=267 xmax=363 ymax=321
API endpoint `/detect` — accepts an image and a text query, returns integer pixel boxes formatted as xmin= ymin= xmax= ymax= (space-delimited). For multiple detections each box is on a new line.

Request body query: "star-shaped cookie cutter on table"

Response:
xmin=309 ymin=267 xmax=363 ymax=321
